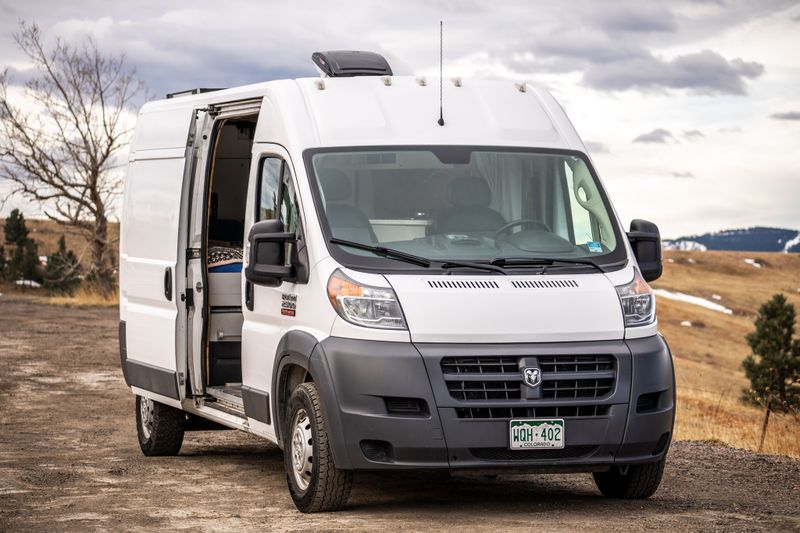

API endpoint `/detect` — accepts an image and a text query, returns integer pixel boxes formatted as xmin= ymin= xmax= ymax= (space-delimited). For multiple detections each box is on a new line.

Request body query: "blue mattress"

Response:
xmin=208 ymin=262 xmax=242 ymax=273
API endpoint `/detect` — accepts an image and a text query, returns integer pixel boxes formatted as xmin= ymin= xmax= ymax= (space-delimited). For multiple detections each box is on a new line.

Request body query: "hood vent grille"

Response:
xmin=511 ymin=279 xmax=579 ymax=289
xmin=428 ymin=280 xmax=500 ymax=289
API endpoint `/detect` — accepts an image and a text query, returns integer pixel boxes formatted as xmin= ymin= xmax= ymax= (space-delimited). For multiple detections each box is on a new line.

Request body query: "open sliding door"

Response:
xmin=119 ymin=104 xmax=210 ymax=405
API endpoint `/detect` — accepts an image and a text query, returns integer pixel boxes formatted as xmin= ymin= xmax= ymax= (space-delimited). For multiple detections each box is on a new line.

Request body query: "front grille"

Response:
xmin=470 ymin=445 xmax=597 ymax=461
xmin=441 ymin=354 xmax=616 ymax=419
xmin=539 ymin=354 xmax=614 ymax=373
xmin=542 ymin=378 xmax=615 ymax=399
xmin=456 ymin=404 xmax=610 ymax=419
xmin=441 ymin=356 xmax=518 ymax=374
xmin=447 ymin=380 xmax=520 ymax=401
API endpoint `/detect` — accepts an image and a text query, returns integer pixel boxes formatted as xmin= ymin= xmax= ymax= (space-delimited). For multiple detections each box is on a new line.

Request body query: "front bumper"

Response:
xmin=309 ymin=335 xmax=675 ymax=471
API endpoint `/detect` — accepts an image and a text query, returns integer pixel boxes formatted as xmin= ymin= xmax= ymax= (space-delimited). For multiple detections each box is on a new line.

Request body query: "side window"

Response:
xmin=256 ymin=156 xmax=301 ymax=268
xmin=280 ymin=162 xmax=300 ymax=233
xmin=257 ymin=158 xmax=282 ymax=221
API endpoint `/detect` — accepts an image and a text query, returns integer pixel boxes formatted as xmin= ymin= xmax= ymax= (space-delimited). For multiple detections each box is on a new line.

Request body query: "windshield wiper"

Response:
xmin=489 ymin=257 xmax=605 ymax=274
xmin=439 ymin=260 xmax=507 ymax=275
xmin=330 ymin=238 xmax=432 ymax=268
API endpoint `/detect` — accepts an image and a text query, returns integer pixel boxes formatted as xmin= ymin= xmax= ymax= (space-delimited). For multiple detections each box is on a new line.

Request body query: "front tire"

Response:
xmin=135 ymin=395 xmax=185 ymax=456
xmin=284 ymin=382 xmax=353 ymax=512
xmin=593 ymin=457 xmax=666 ymax=499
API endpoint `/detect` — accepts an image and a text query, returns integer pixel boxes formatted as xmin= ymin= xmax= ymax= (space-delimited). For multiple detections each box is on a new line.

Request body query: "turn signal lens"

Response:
xmin=615 ymin=268 xmax=656 ymax=327
xmin=327 ymin=269 xmax=407 ymax=330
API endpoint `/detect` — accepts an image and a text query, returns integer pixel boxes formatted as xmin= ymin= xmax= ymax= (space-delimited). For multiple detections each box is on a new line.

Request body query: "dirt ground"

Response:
xmin=1 ymin=294 xmax=799 ymax=532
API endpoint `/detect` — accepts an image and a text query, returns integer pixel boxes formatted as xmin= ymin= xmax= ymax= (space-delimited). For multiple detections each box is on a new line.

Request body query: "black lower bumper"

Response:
xmin=309 ymin=335 xmax=675 ymax=471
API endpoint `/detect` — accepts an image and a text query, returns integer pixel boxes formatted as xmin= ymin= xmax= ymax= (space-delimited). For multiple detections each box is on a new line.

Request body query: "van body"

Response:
xmin=119 ymin=52 xmax=674 ymax=512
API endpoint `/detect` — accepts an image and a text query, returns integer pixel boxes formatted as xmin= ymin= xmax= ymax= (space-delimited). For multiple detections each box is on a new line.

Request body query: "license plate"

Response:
xmin=509 ymin=419 xmax=565 ymax=450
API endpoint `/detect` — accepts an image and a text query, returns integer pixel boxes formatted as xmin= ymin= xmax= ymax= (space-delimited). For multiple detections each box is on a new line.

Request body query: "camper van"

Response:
xmin=119 ymin=51 xmax=674 ymax=513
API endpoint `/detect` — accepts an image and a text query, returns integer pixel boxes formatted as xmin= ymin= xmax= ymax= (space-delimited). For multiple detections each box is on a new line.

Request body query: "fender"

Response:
xmin=270 ymin=330 xmax=318 ymax=445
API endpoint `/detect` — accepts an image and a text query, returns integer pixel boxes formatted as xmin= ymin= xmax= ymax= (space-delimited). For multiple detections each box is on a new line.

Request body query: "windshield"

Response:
xmin=305 ymin=146 xmax=626 ymax=271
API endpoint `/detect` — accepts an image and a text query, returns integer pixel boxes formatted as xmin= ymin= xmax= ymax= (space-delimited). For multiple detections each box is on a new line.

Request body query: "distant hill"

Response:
xmin=664 ymin=227 xmax=800 ymax=253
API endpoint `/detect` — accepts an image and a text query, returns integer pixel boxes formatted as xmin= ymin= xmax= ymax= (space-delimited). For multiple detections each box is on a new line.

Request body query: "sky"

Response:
xmin=0 ymin=0 xmax=798 ymax=238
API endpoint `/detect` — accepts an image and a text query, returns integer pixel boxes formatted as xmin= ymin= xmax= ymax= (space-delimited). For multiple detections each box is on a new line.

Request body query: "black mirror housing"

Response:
xmin=627 ymin=219 xmax=662 ymax=282
xmin=245 ymin=219 xmax=295 ymax=286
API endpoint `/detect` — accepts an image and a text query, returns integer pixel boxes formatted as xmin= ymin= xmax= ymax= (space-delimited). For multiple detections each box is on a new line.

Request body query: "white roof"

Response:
xmin=134 ymin=76 xmax=585 ymax=154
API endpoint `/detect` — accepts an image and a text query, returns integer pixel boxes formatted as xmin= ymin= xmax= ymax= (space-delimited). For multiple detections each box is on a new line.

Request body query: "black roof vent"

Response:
xmin=311 ymin=51 xmax=393 ymax=77
xmin=166 ymin=88 xmax=226 ymax=99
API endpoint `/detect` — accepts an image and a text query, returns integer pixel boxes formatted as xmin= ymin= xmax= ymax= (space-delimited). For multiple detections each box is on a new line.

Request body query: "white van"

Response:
xmin=119 ymin=51 xmax=674 ymax=513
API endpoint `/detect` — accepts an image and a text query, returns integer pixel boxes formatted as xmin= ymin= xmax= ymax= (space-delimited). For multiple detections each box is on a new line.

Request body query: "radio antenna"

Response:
xmin=438 ymin=20 xmax=445 ymax=126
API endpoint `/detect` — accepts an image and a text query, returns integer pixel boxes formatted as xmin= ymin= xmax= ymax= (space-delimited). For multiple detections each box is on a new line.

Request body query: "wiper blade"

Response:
xmin=439 ymin=260 xmax=507 ymax=275
xmin=330 ymin=238 xmax=432 ymax=267
xmin=489 ymin=257 xmax=605 ymax=273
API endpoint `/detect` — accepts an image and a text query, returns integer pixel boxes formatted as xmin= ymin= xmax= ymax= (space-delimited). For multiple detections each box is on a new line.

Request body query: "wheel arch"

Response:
xmin=271 ymin=330 xmax=318 ymax=449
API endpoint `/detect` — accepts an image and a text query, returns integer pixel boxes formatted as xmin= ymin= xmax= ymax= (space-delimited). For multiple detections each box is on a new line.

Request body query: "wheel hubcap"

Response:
xmin=139 ymin=397 xmax=155 ymax=440
xmin=290 ymin=408 xmax=313 ymax=491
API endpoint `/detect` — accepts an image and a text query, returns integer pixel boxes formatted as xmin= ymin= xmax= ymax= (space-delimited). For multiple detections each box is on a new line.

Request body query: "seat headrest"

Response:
xmin=318 ymin=168 xmax=352 ymax=202
xmin=449 ymin=175 xmax=492 ymax=208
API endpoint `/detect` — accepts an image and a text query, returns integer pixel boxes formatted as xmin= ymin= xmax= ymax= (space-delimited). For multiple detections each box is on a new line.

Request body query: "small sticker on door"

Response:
xmin=281 ymin=293 xmax=297 ymax=317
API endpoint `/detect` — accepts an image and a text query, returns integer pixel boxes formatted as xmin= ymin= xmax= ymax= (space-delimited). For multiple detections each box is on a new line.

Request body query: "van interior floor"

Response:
xmin=206 ymin=384 xmax=245 ymax=416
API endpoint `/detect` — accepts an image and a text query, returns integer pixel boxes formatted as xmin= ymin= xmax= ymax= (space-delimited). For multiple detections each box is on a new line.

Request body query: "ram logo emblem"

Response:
xmin=522 ymin=367 xmax=542 ymax=388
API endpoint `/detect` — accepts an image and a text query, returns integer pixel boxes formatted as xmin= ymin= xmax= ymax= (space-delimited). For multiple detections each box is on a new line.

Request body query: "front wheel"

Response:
xmin=593 ymin=457 xmax=666 ymax=499
xmin=135 ymin=395 xmax=185 ymax=456
xmin=283 ymin=382 xmax=353 ymax=512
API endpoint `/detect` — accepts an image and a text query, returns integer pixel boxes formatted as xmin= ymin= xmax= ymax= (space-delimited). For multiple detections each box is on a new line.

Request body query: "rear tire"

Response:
xmin=284 ymin=382 xmax=353 ymax=513
xmin=135 ymin=395 xmax=185 ymax=456
xmin=593 ymin=457 xmax=666 ymax=499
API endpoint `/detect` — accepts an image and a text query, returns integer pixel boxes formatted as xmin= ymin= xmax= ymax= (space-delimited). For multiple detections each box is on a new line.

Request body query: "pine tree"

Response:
xmin=742 ymin=293 xmax=800 ymax=450
xmin=4 ymin=208 xmax=29 ymax=245
xmin=45 ymin=235 xmax=80 ymax=294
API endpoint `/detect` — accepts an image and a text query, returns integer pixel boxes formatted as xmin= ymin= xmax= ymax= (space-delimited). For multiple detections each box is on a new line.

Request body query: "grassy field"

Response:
xmin=0 ymin=218 xmax=120 ymax=269
xmin=654 ymin=250 xmax=800 ymax=458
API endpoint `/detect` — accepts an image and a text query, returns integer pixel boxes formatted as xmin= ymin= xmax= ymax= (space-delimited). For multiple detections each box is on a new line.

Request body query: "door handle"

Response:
xmin=245 ymin=281 xmax=254 ymax=311
xmin=164 ymin=267 xmax=173 ymax=301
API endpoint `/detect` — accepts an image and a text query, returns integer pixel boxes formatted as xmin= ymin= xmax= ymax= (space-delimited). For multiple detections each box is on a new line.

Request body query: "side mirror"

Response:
xmin=245 ymin=219 xmax=295 ymax=286
xmin=627 ymin=219 xmax=662 ymax=282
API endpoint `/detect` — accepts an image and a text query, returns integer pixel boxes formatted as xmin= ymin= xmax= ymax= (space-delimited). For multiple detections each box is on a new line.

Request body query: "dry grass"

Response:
xmin=655 ymin=250 xmax=800 ymax=458
xmin=43 ymin=284 xmax=119 ymax=307
xmin=0 ymin=217 xmax=119 ymax=269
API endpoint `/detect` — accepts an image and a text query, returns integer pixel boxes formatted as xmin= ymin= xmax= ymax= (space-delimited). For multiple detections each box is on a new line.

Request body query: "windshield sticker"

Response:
xmin=587 ymin=241 xmax=603 ymax=253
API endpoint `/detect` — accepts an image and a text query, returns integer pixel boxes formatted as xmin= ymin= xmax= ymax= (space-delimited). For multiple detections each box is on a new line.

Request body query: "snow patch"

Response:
xmin=680 ymin=321 xmax=692 ymax=327
xmin=662 ymin=240 xmax=708 ymax=251
xmin=783 ymin=231 xmax=800 ymax=253
xmin=654 ymin=289 xmax=733 ymax=314
xmin=711 ymin=294 xmax=722 ymax=300
xmin=743 ymin=258 xmax=762 ymax=268
xmin=14 ymin=279 xmax=42 ymax=288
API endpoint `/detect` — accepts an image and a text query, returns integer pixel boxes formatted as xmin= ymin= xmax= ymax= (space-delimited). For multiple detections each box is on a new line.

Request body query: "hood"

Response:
xmin=385 ymin=274 xmax=624 ymax=343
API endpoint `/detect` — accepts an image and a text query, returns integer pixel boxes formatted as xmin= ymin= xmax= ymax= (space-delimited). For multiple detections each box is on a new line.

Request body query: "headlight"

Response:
xmin=615 ymin=268 xmax=655 ymax=327
xmin=327 ymin=269 xmax=407 ymax=330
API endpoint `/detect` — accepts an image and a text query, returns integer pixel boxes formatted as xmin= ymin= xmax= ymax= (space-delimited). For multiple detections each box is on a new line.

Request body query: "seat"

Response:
xmin=318 ymin=168 xmax=378 ymax=243
xmin=434 ymin=175 xmax=506 ymax=234
xmin=209 ymin=218 xmax=244 ymax=244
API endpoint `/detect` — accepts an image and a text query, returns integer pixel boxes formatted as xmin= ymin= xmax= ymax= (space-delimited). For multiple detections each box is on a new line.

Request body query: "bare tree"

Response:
xmin=0 ymin=21 xmax=147 ymax=290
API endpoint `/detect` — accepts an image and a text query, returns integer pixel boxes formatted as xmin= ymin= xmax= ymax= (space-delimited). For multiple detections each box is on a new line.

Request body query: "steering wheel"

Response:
xmin=494 ymin=219 xmax=552 ymax=239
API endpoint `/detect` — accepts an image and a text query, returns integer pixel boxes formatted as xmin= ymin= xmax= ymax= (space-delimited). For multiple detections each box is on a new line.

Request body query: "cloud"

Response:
xmin=589 ymin=5 xmax=678 ymax=33
xmin=583 ymin=141 xmax=610 ymax=154
xmin=671 ymin=171 xmax=695 ymax=178
xmin=583 ymin=50 xmax=764 ymax=94
xmin=683 ymin=129 xmax=705 ymax=140
xmin=633 ymin=128 xmax=675 ymax=143
xmin=718 ymin=126 xmax=742 ymax=133
xmin=770 ymin=111 xmax=800 ymax=120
